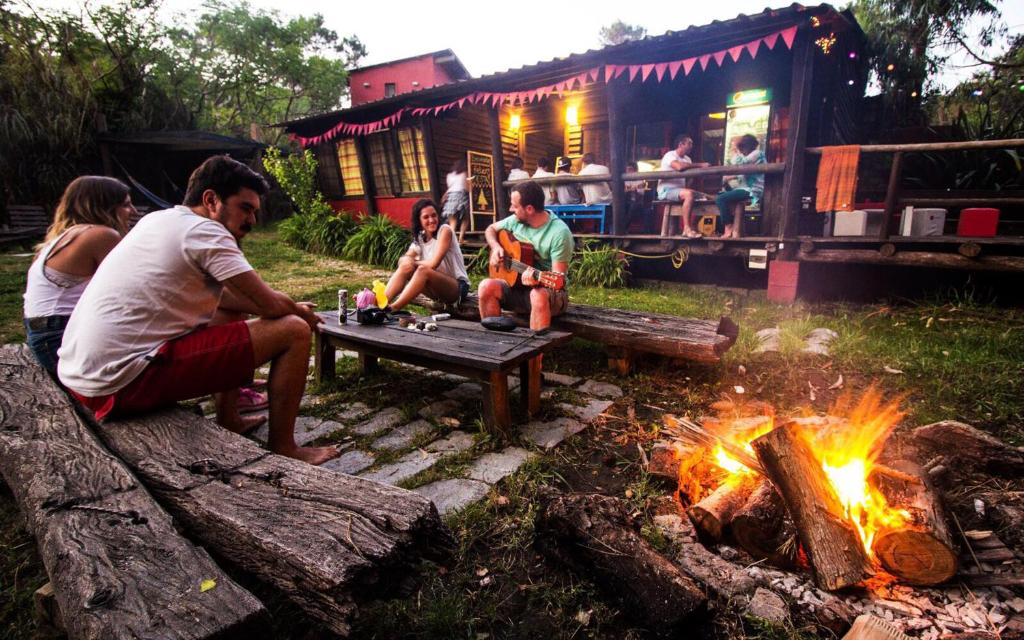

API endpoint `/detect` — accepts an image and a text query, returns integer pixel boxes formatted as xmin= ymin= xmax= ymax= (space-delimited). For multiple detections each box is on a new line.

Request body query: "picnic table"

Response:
xmin=315 ymin=312 xmax=572 ymax=437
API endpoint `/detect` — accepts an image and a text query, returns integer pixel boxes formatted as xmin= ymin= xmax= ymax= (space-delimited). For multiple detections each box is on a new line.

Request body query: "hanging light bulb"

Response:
xmin=886 ymin=63 xmax=895 ymax=72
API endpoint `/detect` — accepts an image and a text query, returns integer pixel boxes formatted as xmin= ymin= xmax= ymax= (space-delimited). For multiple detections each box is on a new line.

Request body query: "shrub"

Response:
xmin=262 ymin=146 xmax=334 ymax=217
xmin=572 ymin=240 xmax=630 ymax=288
xmin=343 ymin=214 xmax=410 ymax=267
xmin=465 ymin=245 xmax=490 ymax=277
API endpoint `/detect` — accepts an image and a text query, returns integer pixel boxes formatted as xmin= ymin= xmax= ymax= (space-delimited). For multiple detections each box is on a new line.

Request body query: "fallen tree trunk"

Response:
xmin=536 ymin=493 xmax=707 ymax=628
xmin=913 ymin=421 xmax=1024 ymax=478
xmin=732 ymin=480 xmax=796 ymax=567
xmin=0 ymin=345 xmax=265 ymax=639
xmin=752 ymin=422 xmax=873 ymax=591
xmin=91 ymin=407 xmax=455 ymax=637
xmin=687 ymin=474 xmax=758 ymax=541
xmin=869 ymin=460 xmax=957 ymax=585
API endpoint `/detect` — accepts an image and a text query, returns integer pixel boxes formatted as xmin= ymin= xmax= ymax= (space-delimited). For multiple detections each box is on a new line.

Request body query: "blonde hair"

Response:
xmin=43 ymin=176 xmax=130 ymax=246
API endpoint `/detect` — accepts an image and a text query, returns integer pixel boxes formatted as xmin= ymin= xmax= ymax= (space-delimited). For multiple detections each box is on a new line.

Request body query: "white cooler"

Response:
xmin=900 ymin=207 xmax=946 ymax=236
xmin=833 ymin=209 xmax=884 ymax=236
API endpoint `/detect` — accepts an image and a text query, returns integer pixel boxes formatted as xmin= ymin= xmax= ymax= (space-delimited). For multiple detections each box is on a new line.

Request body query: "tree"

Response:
xmin=598 ymin=20 xmax=646 ymax=47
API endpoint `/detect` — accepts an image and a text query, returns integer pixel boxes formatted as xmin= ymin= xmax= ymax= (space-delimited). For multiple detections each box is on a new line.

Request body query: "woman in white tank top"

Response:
xmin=23 ymin=176 xmax=134 ymax=375
xmin=383 ymin=198 xmax=469 ymax=313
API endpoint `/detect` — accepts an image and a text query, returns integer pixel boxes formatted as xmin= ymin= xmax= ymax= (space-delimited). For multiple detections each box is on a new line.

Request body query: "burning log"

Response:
xmin=869 ymin=460 xmax=957 ymax=585
xmin=732 ymin=480 xmax=796 ymax=567
xmin=687 ymin=474 xmax=758 ymax=541
xmin=752 ymin=422 xmax=873 ymax=591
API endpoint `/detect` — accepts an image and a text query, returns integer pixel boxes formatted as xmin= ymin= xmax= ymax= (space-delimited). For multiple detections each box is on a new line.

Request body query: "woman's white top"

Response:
xmin=23 ymin=230 xmax=91 ymax=318
xmin=410 ymin=229 xmax=469 ymax=283
xmin=447 ymin=171 xmax=469 ymax=192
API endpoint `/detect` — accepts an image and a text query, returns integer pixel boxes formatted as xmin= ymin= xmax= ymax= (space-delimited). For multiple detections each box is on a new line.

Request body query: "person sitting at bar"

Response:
xmin=715 ymin=134 xmax=766 ymax=239
xmin=442 ymin=158 xmax=471 ymax=243
xmin=533 ymin=157 xmax=557 ymax=205
xmin=657 ymin=135 xmax=709 ymax=238
xmin=577 ymin=153 xmax=612 ymax=205
xmin=383 ymin=198 xmax=470 ymax=312
xmin=554 ymin=157 xmax=582 ymax=205
xmin=508 ymin=156 xmax=530 ymax=181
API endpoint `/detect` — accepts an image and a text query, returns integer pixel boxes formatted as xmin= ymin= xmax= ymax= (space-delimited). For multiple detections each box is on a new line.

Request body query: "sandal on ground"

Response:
xmin=683 ymin=229 xmax=702 ymax=239
xmin=237 ymin=387 xmax=269 ymax=413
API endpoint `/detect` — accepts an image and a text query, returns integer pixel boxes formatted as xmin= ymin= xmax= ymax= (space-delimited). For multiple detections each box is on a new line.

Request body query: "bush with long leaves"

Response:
xmin=572 ymin=240 xmax=630 ymax=288
xmin=343 ymin=214 xmax=410 ymax=267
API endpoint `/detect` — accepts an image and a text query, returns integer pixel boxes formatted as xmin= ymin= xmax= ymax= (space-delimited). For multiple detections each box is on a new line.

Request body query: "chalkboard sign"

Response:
xmin=467 ymin=150 xmax=495 ymax=230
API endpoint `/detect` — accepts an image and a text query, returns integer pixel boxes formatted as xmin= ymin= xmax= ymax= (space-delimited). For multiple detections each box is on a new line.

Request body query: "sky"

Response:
xmin=32 ymin=0 xmax=1024 ymax=89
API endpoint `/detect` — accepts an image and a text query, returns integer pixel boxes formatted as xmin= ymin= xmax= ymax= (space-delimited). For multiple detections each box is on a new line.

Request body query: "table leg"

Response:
xmin=519 ymin=357 xmax=542 ymax=417
xmin=481 ymin=371 xmax=512 ymax=440
xmin=359 ymin=352 xmax=379 ymax=375
xmin=314 ymin=332 xmax=335 ymax=384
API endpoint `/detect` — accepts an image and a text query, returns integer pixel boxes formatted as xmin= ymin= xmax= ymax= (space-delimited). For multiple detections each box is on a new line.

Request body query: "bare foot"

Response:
xmin=276 ymin=445 xmax=341 ymax=466
xmin=220 ymin=413 xmax=267 ymax=435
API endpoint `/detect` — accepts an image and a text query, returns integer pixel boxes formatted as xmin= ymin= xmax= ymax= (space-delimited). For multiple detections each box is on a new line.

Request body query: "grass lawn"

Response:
xmin=2 ymin=225 xmax=1022 ymax=639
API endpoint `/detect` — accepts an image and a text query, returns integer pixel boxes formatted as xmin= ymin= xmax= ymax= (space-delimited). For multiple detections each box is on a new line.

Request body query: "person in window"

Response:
xmin=578 ymin=153 xmax=612 ymax=205
xmin=23 ymin=176 xmax=134 ymax=376
xmin=533 ymin=157 xmax=557 ymax=205
xmin=554 ymin=157 xmax=582 ymax=205
xmin=716 ymin=134 xmax=766 ymax=239
xmin=657 ymin=135 xmax=709 ymax=238
xmin=441 ymin=158 xmax=471 ymax=243
xmin=383 ymin=198 xmax=470 ymax=312
xmin=508 ymin=156 xmax=530 ymax=181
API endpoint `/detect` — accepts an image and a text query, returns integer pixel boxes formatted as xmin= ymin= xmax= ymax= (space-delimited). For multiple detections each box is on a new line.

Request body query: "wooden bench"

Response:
xmin=1 ymin=204 xmax=50 ymax=249
xmin=315 ymin=312 xmax=572 ymax=438
xmin=548 ymin=203 xmax=610 ymax=233
xmin=415 ymin=294 xmax=738 ymax=374
xmin=0 ymin=344 xmax=265 ymax=638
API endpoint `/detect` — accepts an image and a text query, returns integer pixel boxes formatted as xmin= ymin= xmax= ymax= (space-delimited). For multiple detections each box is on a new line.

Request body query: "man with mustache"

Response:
xmin=58 ymin=155 xmax=339 ymax=466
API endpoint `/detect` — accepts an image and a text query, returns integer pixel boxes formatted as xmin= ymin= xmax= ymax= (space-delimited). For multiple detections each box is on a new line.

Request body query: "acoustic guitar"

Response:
xmin=488 ymin=229 xmax=566 ymax=291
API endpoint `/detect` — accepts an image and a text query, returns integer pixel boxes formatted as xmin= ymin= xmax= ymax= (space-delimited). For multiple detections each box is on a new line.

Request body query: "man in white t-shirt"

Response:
xmin=657 ymin=135 xmax=709 ymax=238
xmin=58 ymin=155 xmax=339 ymax=466
xmin=577 ymin=153 xmax=612 ymax=205
xmin=533 ymin=157 xmax=557 ymax=205
xmin=507 ymin=156 xmax=531 ymax=181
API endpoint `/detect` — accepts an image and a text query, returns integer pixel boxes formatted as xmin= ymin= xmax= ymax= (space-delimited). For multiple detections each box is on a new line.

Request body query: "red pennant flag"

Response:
xmin=604 ymin=65 xmax=616 ymax=82
xmin=713 ymin=50 xmax=727 ymax=66
xmin=682 ymin=57 xmax=696 ymax=75
xmin=433 ymin=106 xmax=442 ymax=115
xmin=654 ymin=63 xmax=668 ymax=81
xmin=668 ymin=60 xmax=683 ymax=79
xmin=577 ymin=72 xmax=589 ymax=86
xmin=458 ymin=97 xmax=466 ymax=108
xmin=641 ymin=64 xmax=655 ymax=81
xmin=728 ymin=45 xmax=744 ymax=62
xmin=745 ymin=39 xmax=761 ymax=59
xmin=614 ymin=65 xmax=627 ymax=79
xmin=781 ymin=25 xmax=797 ymax=49
xmin=628 ymin=65 xmax=641 ymax=82
xmin=699 ymin=55 xmax=711 ymax=71
xmin=764 ymin=32 xmax=780 ymax=49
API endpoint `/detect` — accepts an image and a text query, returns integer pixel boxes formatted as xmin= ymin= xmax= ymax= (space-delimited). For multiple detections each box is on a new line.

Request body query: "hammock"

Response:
xmin=113 ymin=157 xmax=173 ymax=210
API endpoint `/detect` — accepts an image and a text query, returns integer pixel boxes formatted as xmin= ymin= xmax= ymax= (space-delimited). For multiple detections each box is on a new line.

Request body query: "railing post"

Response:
xmin=880 ymin=151 xmax=903 ymax=240
xmin=606 ymin=77 xmax=627 ymax=236
xmin=488 ymin=108 xmax=509 ymax=220
xmin=776 ymin=24 xmax=814 ymax=241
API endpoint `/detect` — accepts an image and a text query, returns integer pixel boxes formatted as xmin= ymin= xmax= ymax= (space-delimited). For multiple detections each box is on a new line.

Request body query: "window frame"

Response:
xmin=362 ymin=126 xmax=432 ymax=198
xmin=335 ymin=138 xmax=364 ymax=197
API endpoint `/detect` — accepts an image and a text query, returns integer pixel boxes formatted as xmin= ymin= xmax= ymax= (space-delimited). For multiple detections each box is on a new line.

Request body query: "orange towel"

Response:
xmin=815 ymin=145 xmax=860 ymax=213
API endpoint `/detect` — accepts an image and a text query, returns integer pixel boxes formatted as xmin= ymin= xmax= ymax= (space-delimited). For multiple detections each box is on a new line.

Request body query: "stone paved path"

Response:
xmin=236 ymin=356 xmax=620 ymax=517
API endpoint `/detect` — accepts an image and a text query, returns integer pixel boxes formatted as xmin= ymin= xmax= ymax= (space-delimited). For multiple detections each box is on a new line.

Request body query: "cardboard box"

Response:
xmin=957 ymin=208 xmax=999 ymax=237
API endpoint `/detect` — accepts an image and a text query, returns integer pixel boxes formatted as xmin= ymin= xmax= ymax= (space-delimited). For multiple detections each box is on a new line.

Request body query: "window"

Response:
xmin=397 ymin=127 xmax=430 ymax=193
xmin=313 ymin=144 xmax=344 ymax=200
xmin=366 ymin=133 xmax=400 ymax=196
xmin=384 ymin=83 xmax=396 ymax=98
xmin=335 ymin=139 xmax=364 ymax=196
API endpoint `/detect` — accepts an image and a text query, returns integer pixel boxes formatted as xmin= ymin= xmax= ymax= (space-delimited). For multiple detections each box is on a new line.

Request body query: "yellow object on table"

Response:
xmin=372 ymin=280 xmax=388 ymax=308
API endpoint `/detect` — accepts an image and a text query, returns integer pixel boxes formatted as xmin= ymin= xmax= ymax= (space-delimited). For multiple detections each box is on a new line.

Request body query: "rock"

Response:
xmin=299 ymin=394 xmax=323 ymax=410
xmin=519 ymin=417 xmax=587 ymax=449
xmin=424 ymin=430 xmax=475 ymax=454
xmin=543 ymin=371 xmax=581 ymax=386
xmin=559 ymin=398 xmax=614 ymax=423
xmin=648 ymin=442 xmax=681 ymax=480
xmin=321 ymin=450 xmax=375 ymax=475
xmin=414 ymin=479 xmax=491 ymax=516
xmin=754 ymin=327 xmax=781 ymax=354
xmin=1007 ymin=598 xmax=1024 ymax=614
xmin=466 ymin=448 xmax=534 ymax=484
xmin=371 ymin=419 xmax=434 ymax=451
xmin=577 ymin=379 xmax=623 ymax=398
xmin=334 ymin=402 xmax=374 ymax=423
xmin=293 ymin=416 xmax=345 ymax=446
xmin=352 ymin=407 xmax=404 ymax=435
xmin=746 ymin=588 xmax=789 ymax=624
xmin=360 ymin=450 xmax=440 ymax=486
xmin=442 ymin=382 xmax=482 ymax=401
xmin=803 ymin=327 xmax=838 ymax=356
xmin=418 ymin=399 xmax=461 ymax=420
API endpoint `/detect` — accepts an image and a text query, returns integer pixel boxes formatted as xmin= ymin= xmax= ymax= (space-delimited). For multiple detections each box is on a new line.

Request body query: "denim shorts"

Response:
xmin=24 ymin=315 xmax=70 ymax=376
xmin=657 ymin=186 xmax=687 ymax=201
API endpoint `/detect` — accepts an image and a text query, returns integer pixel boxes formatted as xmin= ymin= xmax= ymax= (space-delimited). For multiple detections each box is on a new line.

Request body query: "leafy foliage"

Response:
xmin=465 ymin=245 xmax=490 ymax=277
xmin=598 ymin=20 xmax=647 ymax=46
xmin=262 ymin=147 xmax=334 ymax=217
xmin=342 ymin=215 xmax=410 ymax=267
xmin=571 ymin=240 xmax=630 ymax=288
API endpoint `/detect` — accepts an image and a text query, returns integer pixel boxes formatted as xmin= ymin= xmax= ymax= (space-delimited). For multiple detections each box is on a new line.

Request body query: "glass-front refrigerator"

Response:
xmin=723 ymin=88 xmax=772 ymax=168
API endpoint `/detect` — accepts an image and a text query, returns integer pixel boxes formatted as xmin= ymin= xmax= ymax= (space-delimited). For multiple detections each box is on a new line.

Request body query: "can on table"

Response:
xmin=338 ymin=289 xmax=348 ymax=323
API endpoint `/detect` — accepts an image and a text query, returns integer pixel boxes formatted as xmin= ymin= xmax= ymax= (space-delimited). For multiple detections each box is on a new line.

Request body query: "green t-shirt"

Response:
xmin=495 ymin=212 xmax=574 ymax=273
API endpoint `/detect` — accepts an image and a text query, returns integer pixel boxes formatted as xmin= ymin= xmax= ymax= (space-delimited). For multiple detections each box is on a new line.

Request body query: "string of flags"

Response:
xmin=294 ymin=25 xmax=798 ymax=147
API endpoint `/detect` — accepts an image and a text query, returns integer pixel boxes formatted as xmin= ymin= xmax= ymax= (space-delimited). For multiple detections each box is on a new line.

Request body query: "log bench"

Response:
xmin=1 ymin=204 xmax=49 ymax=250
xmin=414 ymin=294 xmax=738 ymax=374
xmin=0 ymin=344 xmax=266 ymax=639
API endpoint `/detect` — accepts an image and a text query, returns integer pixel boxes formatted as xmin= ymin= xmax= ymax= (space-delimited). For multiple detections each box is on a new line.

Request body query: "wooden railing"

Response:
xmin=805 ymin=138 xmax=1024 ymax=240
xmin=500 ymin=163 xmax=784 ymax=188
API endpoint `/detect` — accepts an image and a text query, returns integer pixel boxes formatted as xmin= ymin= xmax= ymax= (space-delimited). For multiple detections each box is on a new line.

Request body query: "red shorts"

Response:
xmin=71 ymin=321 xmax=256 ymax=421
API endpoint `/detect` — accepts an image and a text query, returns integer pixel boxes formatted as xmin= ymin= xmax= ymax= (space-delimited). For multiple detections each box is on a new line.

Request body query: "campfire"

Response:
xmin=664 ymin=387 xmax=958 ymax=591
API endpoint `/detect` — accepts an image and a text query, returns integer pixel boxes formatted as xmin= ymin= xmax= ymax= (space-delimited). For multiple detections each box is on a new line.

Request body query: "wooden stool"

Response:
xmin=658 ymin=200 xmax=717 ymax=236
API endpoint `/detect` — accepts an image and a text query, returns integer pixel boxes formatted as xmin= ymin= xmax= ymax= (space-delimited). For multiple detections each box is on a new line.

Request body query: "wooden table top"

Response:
xmin=317 ymin=311 xmax=571 ymax=372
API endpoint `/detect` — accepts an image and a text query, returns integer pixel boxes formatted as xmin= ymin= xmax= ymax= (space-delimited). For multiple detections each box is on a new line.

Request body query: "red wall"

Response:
xmin=330 ymin=197 xmax=418 ymax=229
xmin=350 ymin=57 xmax=456 ymax=106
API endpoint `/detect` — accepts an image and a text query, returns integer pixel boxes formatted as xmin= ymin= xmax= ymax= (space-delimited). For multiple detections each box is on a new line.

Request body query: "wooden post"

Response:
xmin=314 ymin=331 xmax=335 ymax=384
xmin=354 ymin=135 xmax=377 ymax=216
xmin=420 ymin=118 xmax=443 ymax=205
xmin=482 ymin=371 xmax=512 ymax=439
xmin=519 ymin=357 xmax=542 ymax=418
xmin=880 ymin=151 xmax=903 ymax=240
xmin=775 ymin=25 xmax=814 ymax=241
xmin=488 ymin=108 xmax=510 ymax=220
xmin=606 ymin=78 xmax=628 ymax=235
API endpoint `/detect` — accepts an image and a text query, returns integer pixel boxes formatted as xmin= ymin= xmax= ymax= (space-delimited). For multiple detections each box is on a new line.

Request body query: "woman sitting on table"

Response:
xmin=383 ymin=198 xmax=470 ymax=312
xmin=715 ymin=133 xmax=766 ymax=239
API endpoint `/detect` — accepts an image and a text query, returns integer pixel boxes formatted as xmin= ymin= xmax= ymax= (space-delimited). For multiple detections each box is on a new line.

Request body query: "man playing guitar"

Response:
xmin=479 ymin=181 xmax=574 ymax=331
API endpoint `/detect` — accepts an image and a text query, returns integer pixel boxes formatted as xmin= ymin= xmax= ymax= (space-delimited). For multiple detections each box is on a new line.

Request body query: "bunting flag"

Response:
xmin=294 ymin=25 xmax=800 ymax=146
